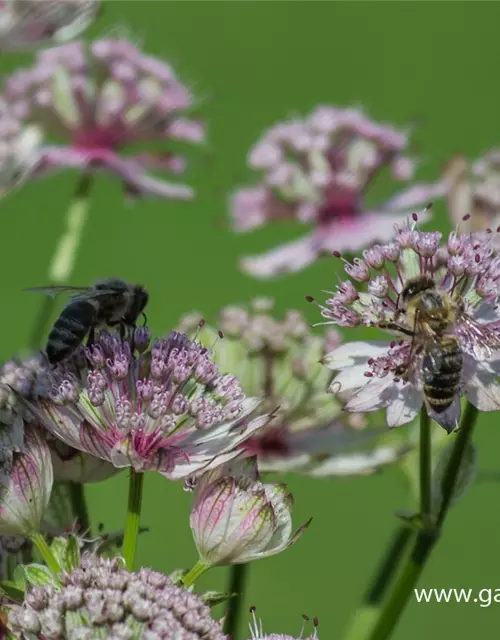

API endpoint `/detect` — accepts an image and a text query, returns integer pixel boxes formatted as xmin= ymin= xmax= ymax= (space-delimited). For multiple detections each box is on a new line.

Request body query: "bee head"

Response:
xmin=401 ymin=276 xmax=436 ymax=303
xmin=125 ymin=285 xmax=149 ymax=325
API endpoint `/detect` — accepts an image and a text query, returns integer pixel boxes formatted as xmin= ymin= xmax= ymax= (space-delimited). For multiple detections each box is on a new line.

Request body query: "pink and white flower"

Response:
xmin=231 ymin=106 xmax=445 ymax=278
xmin=30 ymin=331 xmax=274 ymax=479
xmin=313 ymin=216 xmax=500 ymax=432
xmin=1 ymin=38 xmax=204 ymax=199
xmin=189 ymin=457 xmax=310 ymax=566
xmin=248 ymin=607 xmax=319 ymax=640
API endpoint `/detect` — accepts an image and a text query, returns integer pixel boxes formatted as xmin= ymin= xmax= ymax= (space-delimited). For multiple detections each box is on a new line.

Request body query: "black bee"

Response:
xmin=27 ymin=278 xmax=149 ymax=364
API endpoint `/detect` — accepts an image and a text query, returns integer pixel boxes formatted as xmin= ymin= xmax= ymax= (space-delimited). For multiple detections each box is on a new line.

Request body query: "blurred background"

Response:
xmin=2 ymin=2 xmax=500 ymax=638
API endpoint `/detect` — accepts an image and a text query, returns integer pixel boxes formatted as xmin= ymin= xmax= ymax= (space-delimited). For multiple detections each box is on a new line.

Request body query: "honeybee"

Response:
xmin=382 ymin=275 xmax=500 ymax=415
xmin=27 ymin=278 xmax=149 ymax=365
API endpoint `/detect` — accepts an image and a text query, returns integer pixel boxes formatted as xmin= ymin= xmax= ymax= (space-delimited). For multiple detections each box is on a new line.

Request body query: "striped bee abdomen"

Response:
xmin=46 ymin=300 xmax=97 ymax=364
xmin=422 ymin=339 xmax=463 ymax=413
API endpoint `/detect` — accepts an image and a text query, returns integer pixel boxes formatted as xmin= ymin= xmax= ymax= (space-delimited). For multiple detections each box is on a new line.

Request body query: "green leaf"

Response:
xmin=22 ymin=564 xmax=58 ymax=588
xmin=50 ymin=536 xmax=68 ymax=567
xmin=0 ymin=580 xmax=24 ymax=601
xmin=12 ymin=566 xmax=26 ymax=591
xmin=201 ymin=591 xmax=237 ymax=607
xmin=62 ymin=535 xmax=80 ymax=572
xmin=431 ymin=440 xmax=477 ymax=516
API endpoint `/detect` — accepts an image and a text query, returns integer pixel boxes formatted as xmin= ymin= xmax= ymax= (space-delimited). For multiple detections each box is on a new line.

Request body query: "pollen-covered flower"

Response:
xmin=178 ymin=299 xmax=410 ymax=477
xmin=248 ymin=608 xmax=319 ymax=640
xmin=0 ymin=0 xmax=99 ymax=51
xmin=444 ymin=152 xmax=500 ymax=234
xmin=189 ymin=457 xmax=310 ymax=567
xmin=2 ymin=37 xmax=204 ymax=199
xmin=30 ymin=331 xmax=273 ymax=478
xmin=6 ymin=554 xmax=227 ymax=639
xmin=231 ymin=106 xmax=445 ymax=278
xmin=314 ymin=215 xmax=500 ymax=432
xmin=0 ymin=424 xmax=53 ymax=536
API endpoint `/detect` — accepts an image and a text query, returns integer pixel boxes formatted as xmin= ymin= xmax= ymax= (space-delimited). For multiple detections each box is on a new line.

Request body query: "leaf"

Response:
xmin=50 ymin=537 xmax=68 ymax=568
xmin=431 ymin=441 xmax=477 ymax=516
xmin=21 ymin=564 xmax=57 ymax=588
xmin=202 ymin=591 xmax=237 ymax=607
xmin=0 ymin=580 xmax=24 ymax=601
xmin=12 ymin=566 xmax=26 ymax=591
xmin=62 ymin=535 xmax=80 ymax=572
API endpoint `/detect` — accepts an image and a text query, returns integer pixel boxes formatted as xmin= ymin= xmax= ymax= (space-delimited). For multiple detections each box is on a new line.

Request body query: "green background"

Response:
xmin=3 ymin=2 xmax=500 ymax=637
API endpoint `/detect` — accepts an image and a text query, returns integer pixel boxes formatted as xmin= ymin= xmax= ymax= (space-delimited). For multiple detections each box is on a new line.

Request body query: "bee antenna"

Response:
xmin=141 ymin=312 xmax=148 ymax=327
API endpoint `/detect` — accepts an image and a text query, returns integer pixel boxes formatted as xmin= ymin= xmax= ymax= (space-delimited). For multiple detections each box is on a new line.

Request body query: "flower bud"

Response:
xmin=190 ymin=457 xmax=310 ymax=566
xmin=0 ymin=425 xmax=53 ymax=536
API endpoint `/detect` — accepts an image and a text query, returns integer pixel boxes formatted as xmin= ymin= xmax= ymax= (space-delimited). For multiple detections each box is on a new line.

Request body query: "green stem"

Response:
xmin=366 ymin=401 xmax=479 ymax=640
xmin=30 ymin=533 xmax=61 ymax=574
xmin=223 ymin=564 xmax=248 ymax=639
xmin=122 ymin=470 xmax=144 ymax=571
xmin=182 ymin=560 xmax=209 ymax=588
xmin=341 ymin=525 xmax=413 ymax=639
xmin=68 ymin=482 xmax=91 ymax=535
xmin=29 ymin=172 xmax=93 ymax=350
xmin=419 ymin=408 xmax=432 ymax=522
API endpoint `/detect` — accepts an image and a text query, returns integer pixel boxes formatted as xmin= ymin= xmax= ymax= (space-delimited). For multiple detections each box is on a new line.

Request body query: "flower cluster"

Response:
xmin=248 ymin=608 xmax=319 ymax=640
xmin=313 ymin=216 xmax=500 ymax=431
xmin=179 ymin=299 xmax=410 ymax=476
xmin=31 ymin=330 xmax=273 ymax=478
xmin=1 ymin=37 xmax=204 ymax=198
xmin=7 ymin=554 xmax=227 ymax=639
xmin=231 ymin=106 xmax=444 ymax=278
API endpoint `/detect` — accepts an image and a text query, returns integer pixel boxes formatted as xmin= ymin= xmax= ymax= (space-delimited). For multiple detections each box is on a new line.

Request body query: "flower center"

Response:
xmin=245 ymin=425 xmax=290 ymax=458
xmin=317 ymin=183 xmax=359 ymax=225
xmin=73 ymin=126 xmax=124 ymax=152
xmin=366 ymin=342 xmax=412 ymax=382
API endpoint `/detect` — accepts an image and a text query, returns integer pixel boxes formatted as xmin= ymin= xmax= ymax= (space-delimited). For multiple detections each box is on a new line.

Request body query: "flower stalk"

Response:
xmin=419 ymin=408 xmax=432 ymax=523
xmin=122 ymin=470 xmax=144 ymax=571
xmin=223 ymin=564 xmax=248 ymax=638
xmin=68 ymin=482 xmax=90 ymax=534
xmin=30 ymin=533 xmax=60 ymax=575
xmin=182 ymin=560 xmax=209 ymax=588
xmin=364 ymin=400 xmax=479 ymax=640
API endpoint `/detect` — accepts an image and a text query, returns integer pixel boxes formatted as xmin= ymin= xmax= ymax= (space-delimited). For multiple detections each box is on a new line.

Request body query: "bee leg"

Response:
xmin=87 ymin=324 xmax=96 ymax=347
xmin=119 ymin=322 xmax=126 ymax=340
xmin=142 ymin=312 xmax=148 ymax=327
xmin=378 ymin=321 xmax=414 ymax=337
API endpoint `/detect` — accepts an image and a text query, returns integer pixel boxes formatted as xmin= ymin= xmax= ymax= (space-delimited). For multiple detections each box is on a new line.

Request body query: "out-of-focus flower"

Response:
xmin=2 ymin=38 xmax=205 ymax=199
xmin=178 ymin=299 xmax=410 ymax=477
xmin=231 ymin=106 xmax=445 ymax=278
xmin=0 ymin=424 xmax=53 ymax=536
xmin=6 ymin=553 xmax=227 ymax=639
xmin=248 ymin=608 xmax=319 ymax=640
xmin=0 ymin=0 xmax=99 ymax=51
xmin=314 ymin=215 xmax=500 ymax=432
xmin=49 ymin=439 xmax=118 ymax=484
xmin=444 ymin=152 xmax=500 ymax=233
xmin=189 ymin=457 xmax=310 ymax=567
xmin=30 ymin=330 xmax=273 ymax=479
xmin=0 ymin=98 xmax=42 ymax=194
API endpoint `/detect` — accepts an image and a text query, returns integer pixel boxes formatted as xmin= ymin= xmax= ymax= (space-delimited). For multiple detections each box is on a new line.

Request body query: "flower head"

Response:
xmin=0 ymin=424 xmax=53 ymax=536
xmin=6 ymin=553 xmax=227 ymax=639
xmin=315 ymin=215 xmax=500 ymax=431
xmin=189 ymin=457 xmax=310 ymax=566
xmin=231 ymin=106 xmax=445 ymax=278
xmin=178 ymin=300 xmax=410 ymax=476
xmin=0 ymin=0 xmax=99 ymax=51
xmin=2 ymin=38 xmax=205 ymax=199
xmin=248 ymin=608 xmax=319 ymax=640
xmin=444 ymin=152 xmax=500 ymax=234
xmin=30 ymin=330 xmax=273 ymax=478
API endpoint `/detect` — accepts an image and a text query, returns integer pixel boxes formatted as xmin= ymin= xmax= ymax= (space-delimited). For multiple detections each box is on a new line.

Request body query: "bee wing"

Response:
xmin=24 ymin=285 xmax=92 ymax=299
xmin=454 ymin=314 xmax=500 ymax=360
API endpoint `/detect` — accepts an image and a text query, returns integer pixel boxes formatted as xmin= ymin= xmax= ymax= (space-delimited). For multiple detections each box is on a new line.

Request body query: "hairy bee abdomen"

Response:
xmin=422 ymin=340 xmax=463 ymax=413
xmin=46 ymin=300 xmax=97 ymax=364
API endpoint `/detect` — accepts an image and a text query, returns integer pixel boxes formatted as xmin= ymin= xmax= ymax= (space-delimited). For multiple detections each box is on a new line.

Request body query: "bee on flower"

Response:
xmin=311 ymin=212 xmax=500 ymax=432
xmin=230 ymin=106 xmax=446 ymax=278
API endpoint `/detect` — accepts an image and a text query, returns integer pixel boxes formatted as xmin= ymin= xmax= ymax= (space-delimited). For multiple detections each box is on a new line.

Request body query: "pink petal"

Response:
xmin=240 ymin=232 xmax=318 ymax=279
xmin=382 ymin=182 xmax=447 ymax=212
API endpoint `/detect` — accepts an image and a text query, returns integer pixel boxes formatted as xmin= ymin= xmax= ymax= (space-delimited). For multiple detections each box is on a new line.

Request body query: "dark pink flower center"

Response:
xmin=317 ymin=183 xmax=360 ymax=225
xmin=73 ymin=126 xmax=124 ymax=152
xmin=245 ymin=425 xmax=290 ymax=458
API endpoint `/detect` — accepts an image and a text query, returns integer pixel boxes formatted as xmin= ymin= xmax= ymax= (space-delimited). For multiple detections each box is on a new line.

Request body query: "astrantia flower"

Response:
xmin=2 ymin=38 xmax=205 ymax=199
xmin=189 ymin=457 xmax=310 ymax=566
xmin=248 ymin=608 xmax=319 ymax=640
xmin=6 ymin=554 xmax=227 ymax=639
xmin=231 ymin=106 xmax=445 ymax=278
xmin=178 ymin=299 xmax=410 ymax=476
xmin=0 ymin=98 xmax=42 ymax=194
xmin=444 ymin=152 xmax=500 ymax=233
xmin=314 ymin=216 xmax=500 ymax=432
xmin=30 ymin=331 xmax=273 ymax=478
xmin=0 ymin=0 xmax=99 ymax=51
xmin=0 ymin=424 xmax=53 ymax=536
